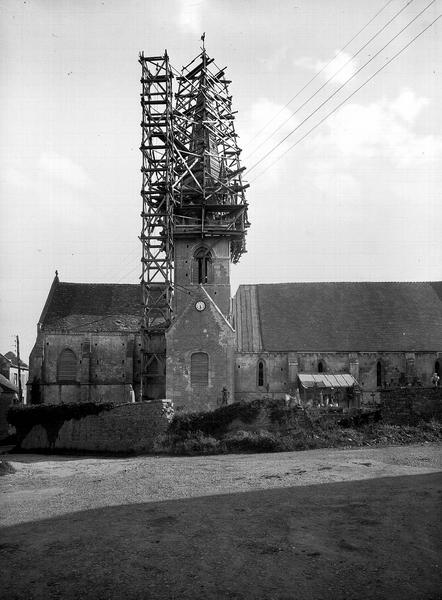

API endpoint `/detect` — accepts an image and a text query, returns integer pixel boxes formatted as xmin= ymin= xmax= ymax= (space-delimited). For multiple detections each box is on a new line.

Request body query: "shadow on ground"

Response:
xmin=2 ymin=473 xmax=442 ymax=600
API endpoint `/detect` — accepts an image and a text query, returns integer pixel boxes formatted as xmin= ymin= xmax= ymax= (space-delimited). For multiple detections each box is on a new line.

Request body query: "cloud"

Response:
xmin=260 ymin=46 xmax=289 ymax=72
xmin=390 ymin=89 xmax=430 ymax=123
xmin=0 ymin=165 xmax=29 ymax=189
xmin=241 ymin=98 xmax=299 ymax=184
xmin=38 ymin=151 xmax=90 ymax=188
xmin=294 ymin=50 xmax=358 ymax=85
xmin=177 ymin=0 xmax=205 ymax=35
xmin=299 ymin=89 xmax=441 ymax=203
xmin=319 ymin=51 xmax=358 ymax=85
xmin=317 ymin=89 xmax=441 ymax=167
xmin=308 ymin=162 xmax=359 ymax=197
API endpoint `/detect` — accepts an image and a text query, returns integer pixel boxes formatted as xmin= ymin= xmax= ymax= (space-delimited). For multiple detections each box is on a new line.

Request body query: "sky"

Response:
xmin=1 ymin=0 xmax=441 ymax=361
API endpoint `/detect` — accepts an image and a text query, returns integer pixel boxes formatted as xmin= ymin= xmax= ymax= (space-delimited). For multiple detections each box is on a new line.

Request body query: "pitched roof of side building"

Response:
xmin=40 ymin=279 xmax=142 ymax=332
xmin=234 ymin=282 xmax=442 ymax=352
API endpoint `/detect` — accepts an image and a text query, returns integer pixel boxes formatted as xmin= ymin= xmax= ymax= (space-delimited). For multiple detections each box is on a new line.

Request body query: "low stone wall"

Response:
xmin=18 ymin=400 xmax=173 ymax=453
xmin=380 ymin=388 xmax=442 ymax=424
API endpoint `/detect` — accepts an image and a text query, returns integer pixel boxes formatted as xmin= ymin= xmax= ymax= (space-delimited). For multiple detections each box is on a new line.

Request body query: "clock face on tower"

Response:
xmin=195 ymin=300 xmax=206 ymax=312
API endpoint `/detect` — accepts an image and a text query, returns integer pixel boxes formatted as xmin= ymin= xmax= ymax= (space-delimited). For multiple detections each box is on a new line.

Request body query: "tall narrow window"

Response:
xmin=257 ymin=360 xmax=266 ymax=387
xmin=318 ymin=361 xmax=324 ymax=373
xmin=435 ymin=360 xmax=440 ymax=377
xmin=148 ymin=356 xmax=162 ymax=376
xmin=376 ymin=361 xmax=382 ymax=387
xmin=193 ymin=247 xmax=212 ymax=284
xmin=58 ymin=349 xmax=77 ymax=382
xmin=191 ymin=352 xmax=209 ymax=387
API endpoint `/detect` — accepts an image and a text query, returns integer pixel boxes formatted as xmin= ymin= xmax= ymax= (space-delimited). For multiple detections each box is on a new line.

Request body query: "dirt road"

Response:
xmin=2 ymin=444 xmax=442 ymax=599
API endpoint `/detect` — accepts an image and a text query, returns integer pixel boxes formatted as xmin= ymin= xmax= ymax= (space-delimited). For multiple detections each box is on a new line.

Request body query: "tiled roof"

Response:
xmin=42 ymin=282 xmax=143 ymax=332
xmin=4 ymin=351 xmax=28 ymax=369
xmin=235 ymin=282 xmax=442 ymax=352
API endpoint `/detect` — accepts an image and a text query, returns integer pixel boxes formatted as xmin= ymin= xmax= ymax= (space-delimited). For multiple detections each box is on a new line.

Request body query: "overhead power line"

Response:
xmin=100 ymin=248 xmax=140 ymax=281
xmin=246 ymin=0 xmax=416 ymax=161
xmin=244 ymin=0 xmax=397 ymax=150
xmin=249 ymin=14 xmax=441 ymax=185
xmin=116 ymin=263 xmax=140 ymax=283
xmin=247 ymin=0 xmax=437 ymax=177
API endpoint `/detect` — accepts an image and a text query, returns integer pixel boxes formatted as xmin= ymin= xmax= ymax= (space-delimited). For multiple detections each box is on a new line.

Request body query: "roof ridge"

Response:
xmin=58 ymin=281 xmax=140 ymax=286
xmin=249 ymin=281 xmax=442 ymax=286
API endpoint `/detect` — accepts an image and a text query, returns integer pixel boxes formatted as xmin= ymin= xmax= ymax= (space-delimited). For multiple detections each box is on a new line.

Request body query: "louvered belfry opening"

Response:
xmin=191 ymin=352 xmax=209 ymax=387
xmin=57 ymin=349 xmax=77 ymax=382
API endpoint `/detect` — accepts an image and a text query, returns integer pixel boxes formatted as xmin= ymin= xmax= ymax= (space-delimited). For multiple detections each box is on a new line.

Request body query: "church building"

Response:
xmin=28 ymin=48 xmax=442 ymax=412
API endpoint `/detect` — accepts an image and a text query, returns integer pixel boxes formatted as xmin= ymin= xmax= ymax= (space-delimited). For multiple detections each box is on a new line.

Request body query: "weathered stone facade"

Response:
xmin=234 ymin=350 xmax=442 ymax=404
xmin=233 ymin=283 xmax=442 ymax=406
xmin=28 ymin=276 xmax=442 ymax=414
xmin=166 ymin=237 xmax=235 ymax=412
xmin=30 ymin=331 xmax=142 ymax=405
xmin=28 ymin=278 xmax=143 ymax=406
xmin=166 ymin=288 xmax=235 ymax=413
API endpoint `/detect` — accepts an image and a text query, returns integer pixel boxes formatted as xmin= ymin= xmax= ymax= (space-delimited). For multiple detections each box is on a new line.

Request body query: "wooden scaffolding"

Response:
xmin=139 ymin=51 xmax=175 ymax=399
xmin=139 ymin=46 xmax=249 ymax=399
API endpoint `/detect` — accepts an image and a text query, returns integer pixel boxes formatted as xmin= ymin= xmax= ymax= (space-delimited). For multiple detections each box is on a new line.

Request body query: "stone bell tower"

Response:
xmin=167 ymin=46 xmax=249 ymax=412
xmin=139 ymin=44 xmax=249 ymax=410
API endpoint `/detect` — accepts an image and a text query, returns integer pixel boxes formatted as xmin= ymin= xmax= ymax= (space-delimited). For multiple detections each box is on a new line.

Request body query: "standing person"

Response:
xmin=431 ymin=372 xmax=440 ymax=387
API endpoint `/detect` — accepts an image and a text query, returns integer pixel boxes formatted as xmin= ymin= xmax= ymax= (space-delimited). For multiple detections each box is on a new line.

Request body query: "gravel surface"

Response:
xmin=2 ymin=443 xmax=441 ymax=527
xmin=2 ymin=444 xmax=441 ymax=600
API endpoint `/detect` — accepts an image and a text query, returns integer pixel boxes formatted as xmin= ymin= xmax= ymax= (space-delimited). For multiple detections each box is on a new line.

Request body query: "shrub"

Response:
xmin=167 ymin=431 xmax=222 ymax=455
xmin=169 ymin=400 xmax=264 ymax=438
xmin=224 ymin=430 xmax=284 ymax=453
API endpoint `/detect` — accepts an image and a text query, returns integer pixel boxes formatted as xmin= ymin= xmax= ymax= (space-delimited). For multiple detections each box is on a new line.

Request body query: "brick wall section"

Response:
xmin=380 ymin=388 xmax=442 ymax=424
xmin=19 ymin=400 xmax=173 ymax=453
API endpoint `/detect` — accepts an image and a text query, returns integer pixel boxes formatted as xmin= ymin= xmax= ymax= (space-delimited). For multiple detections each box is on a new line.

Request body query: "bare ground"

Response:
xmin=1 ymin=444 xmax=442 ymax=600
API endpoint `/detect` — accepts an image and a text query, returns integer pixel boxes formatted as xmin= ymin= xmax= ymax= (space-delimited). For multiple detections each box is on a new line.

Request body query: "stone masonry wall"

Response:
xmin=380 ymin=388 xmax=442 ymax=424
xmin=166 ymin=290 xmax=235 ymax=414
xmin=18 ymin=400 xmax=173 ymax=453
xmin=234 ymin=351 xmax=441 ymax=403
xmin=28 ymin=331 xmax=142 ymax=405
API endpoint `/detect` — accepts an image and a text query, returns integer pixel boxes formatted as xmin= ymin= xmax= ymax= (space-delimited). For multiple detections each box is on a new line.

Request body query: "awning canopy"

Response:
xmin=298 ymin=373 xmax=358 ymax=389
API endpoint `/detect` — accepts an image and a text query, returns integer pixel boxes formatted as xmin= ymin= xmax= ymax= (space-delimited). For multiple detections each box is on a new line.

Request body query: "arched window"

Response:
xmin=257 ymin=359 xmax=266 ymax=388
xmin=191 ymin=352 xmax=209 ymax=387
xmin=435 ymin=360 xmax=440 ymax=377
xmin=148 ymin=356 xmax=162 ymax=376
xmin=193 ymin=247 xmax=212 ymax=284
xmin=376 ymin=361 xmax=382 ymax=388
xmin=57 ymin=349 xmax=77 ymax=382
xmin=318 ymin=360 xmax=324 ymax=373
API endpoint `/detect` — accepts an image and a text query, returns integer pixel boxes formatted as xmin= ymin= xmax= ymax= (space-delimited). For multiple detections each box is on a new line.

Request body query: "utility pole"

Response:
xmin=16 ymin=335 xmax=23 ymax=404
